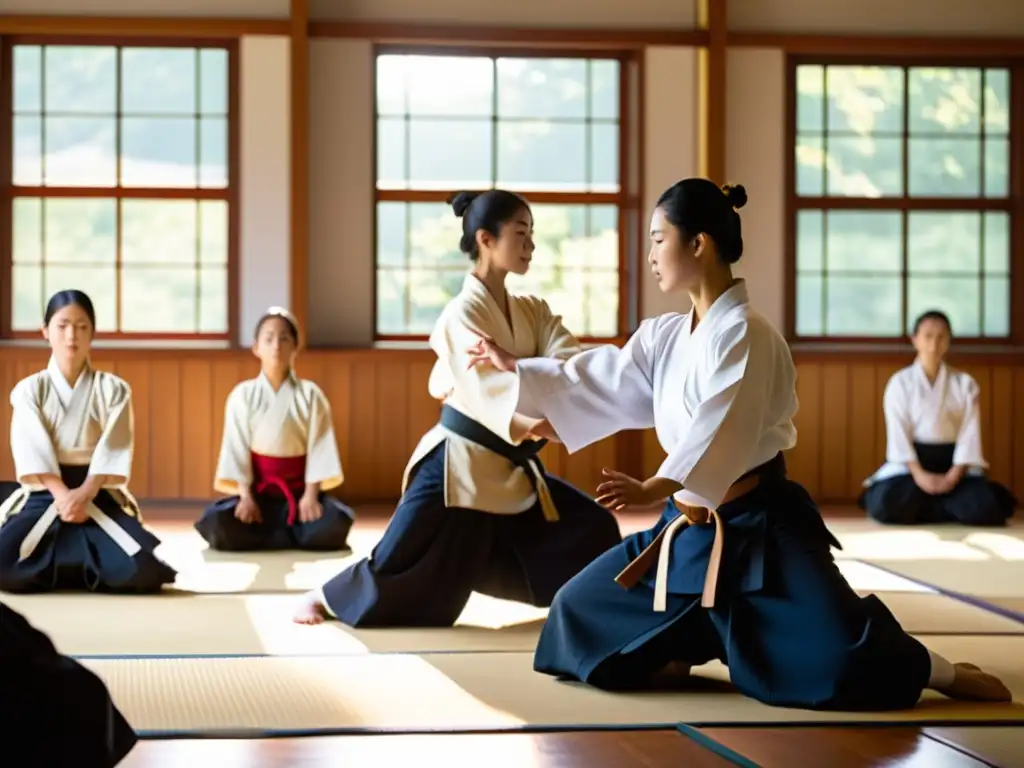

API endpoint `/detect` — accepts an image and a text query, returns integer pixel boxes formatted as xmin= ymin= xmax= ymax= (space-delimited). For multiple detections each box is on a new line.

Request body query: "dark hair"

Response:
xmin=44 ymin=290 xmax=96 ymax=328
xmin=254 ymin=311 xmax=299 ymax=343
xmin=655 ymin=179 xmax=748 ymax=264
xmin=448 ymin=189 xmax=530 ymax=260
xmin=913 ymin=309 xmax=952 ymax=337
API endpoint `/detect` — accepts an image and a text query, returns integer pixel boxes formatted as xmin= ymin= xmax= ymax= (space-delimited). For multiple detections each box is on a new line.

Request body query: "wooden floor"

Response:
xmin=121 ymin=727 xmax=1020 ymax=767
xmin=79 ymin=505 xmax=1024 ymax=766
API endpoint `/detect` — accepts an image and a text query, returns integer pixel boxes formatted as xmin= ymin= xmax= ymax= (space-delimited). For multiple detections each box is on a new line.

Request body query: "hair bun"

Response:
xmin=448 ymin=191 xmax=480 ymax=218
xmin=722 ymin=184 xmax=748 ymax=210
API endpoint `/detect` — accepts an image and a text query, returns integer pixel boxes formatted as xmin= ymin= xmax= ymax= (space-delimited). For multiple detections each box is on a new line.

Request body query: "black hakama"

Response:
xmin=320 ymin=408 xmax=623 ymax=627
xmin=0 ymin=601 xmax=138 ymax=766
xmin=0 ymin=466 xmax=176 ymax=594
xmin=534 ymin=454 xmax=935 ymax=712
xmin=194 ymin=492 xmax=354 ymax=552
xmin=859 ymin=442 xmax=1017 ymax=527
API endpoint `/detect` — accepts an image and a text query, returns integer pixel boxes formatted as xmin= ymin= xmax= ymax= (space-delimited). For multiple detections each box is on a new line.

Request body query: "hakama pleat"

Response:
xmin=0 ymin=601 xmax=138 ymax=767
xmin=194 ymin=492 xmax=354 ymax=551
xmin=534 ymin=479 xmax=934 ymax=712
xmin=859 ymin=442 xmax=1017 ymax=526
xmin=320 ymin=443 xmax=623 ymax=627
xmin=0 ymin=479 xmax=176 ymax=594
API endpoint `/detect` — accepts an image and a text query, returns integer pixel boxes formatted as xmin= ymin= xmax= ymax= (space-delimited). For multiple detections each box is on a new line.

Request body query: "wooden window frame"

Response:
xmin=0 ymin=35 xmax=240 ymax=343
xmin=784 ymin=54 xmax=1024 ymax=348
xmin=371 ymin=43 xmax=637 ymax=344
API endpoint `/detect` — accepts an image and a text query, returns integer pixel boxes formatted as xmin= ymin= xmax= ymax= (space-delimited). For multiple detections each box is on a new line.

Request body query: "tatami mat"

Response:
xmin=81 ymin=636 xmax=1024 ymax=734
xmin=858 ymin=560 xmax=1024 ymax=599
xmin=4 ymin=573 xmax=1021 ymax=658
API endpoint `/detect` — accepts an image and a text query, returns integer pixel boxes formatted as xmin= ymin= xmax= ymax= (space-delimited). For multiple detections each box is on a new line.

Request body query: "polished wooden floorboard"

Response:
xmin=121 ymin=730 xmax=731 ymax=768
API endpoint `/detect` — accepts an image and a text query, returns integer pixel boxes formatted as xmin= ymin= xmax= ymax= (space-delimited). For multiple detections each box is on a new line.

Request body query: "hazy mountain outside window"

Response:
xmin=793 ymin=64 xmax=1011 ymax=339
xmin=374 ymin=53 xmax=622 ymax=338
xmin=8 ymin=43 xmax=231 ymax=337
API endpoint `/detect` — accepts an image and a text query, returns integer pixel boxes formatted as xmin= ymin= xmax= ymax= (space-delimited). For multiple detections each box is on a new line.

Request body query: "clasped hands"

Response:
xmin=52 ymin=483 xmax=99 ymax=524
xmin=913 ymin=464 xmax=966 ymax=496
xmin=235 ymin=487 xmax=323 ymax=525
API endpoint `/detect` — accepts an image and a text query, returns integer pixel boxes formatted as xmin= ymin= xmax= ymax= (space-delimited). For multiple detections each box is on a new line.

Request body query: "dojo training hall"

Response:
xmin=1 ymin=0 xmax=1023 ymax=765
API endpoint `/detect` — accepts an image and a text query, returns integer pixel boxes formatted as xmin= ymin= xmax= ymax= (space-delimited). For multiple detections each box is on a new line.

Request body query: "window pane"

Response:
xmin=908 ymin=68 xmax=981 ymax=135
xmin=825 ymin=276 xmax=902 ymax=336
xmin=44 ymin=46 xmax=117 ymax=114
xmin=587 ymin=205 xmax=619 ymax=269
xmin=376 ymin=268 xmax=407 ymax=334
xmin=199 ymin=266 xmax=228 ymax=333
xmin=43 ymin=199 xmax=117 ymax=265
xmin=795 ymin=134 xmax=824 ymax=196
xmin=984 ymin=138 xmax=1009 ymax=197
xmin=826 ymin=211 xmax=902 ymax=273
xmin=200 ymin=201 xmax=229 ymax=265
xmin=795 ymin=274 xmax=824 ymax=336
xmin=590 ymin=122 xmax=619 ymax=190
xmin=43 ymin=265 xmax=117 ymax=331
xmin=11 ymin=264 xmax=43 ymax=331
xmin=407 ymin=268 xmax=465 ymax=333
xmin=376 ymin=117 xmax=407 ymax=188
xmin=406 ymin=56 xmax=494 ymax=117
xmin=908 ymin=211 xmax=980 ymax=275
xmin=121 ymin=116 xmax=197 ymax=187
xmin=984 ymin=69 xmax=1010 ymax=134
xmin=407 ymin=203 xmax=464 ymax=267
xmin=408 ymin=118 xmax=492 ymax=188
xmin=122 ymin=200 xmax=198 ymax=265
xmin=497 ymin=58 xmax=588 ymax=119
xmin=590 ymin=60 xmax=620 ymax=120
xmin=200 ymin=49 xmax=229 ymax=115
xmin=825 ymin=136 xmax=903 ymax=197
xmin=121 ymin=267 xmax=198 ymax=332
xmin=826 ymin=66 xmax=904 ymax=134
xmin=199 ymin=117 xmax=228 ymax=188
xmin=983 ymin=277 xmax=1010 ymax=337
xmin=13 ymin=198 xmax=42 ymax=264
xmin=529 ymin=204 xmax=588 ymax=267
xmin=122 ymin=47 xmax=197 ymax=115
xmin=796 ymin=210 xmax=823 ymax=271
xmin=376 ymin=202 xmax=407 ymax=268
xmin=13 ymin=46 xmax=42 ymax=113
xmin=983 ymin=212 xmax=1009 ymax=274
xmin=796 ymin=65 xmax=824 ymax=132
xmin=907 ymin=275 xmax=980 ymax=337
xmin=908 ymin=137 xmax=981 ymax=197
xmin=496 ymin=121 xmax=587 ymax=191
xmin=13 ymin=116 xmax=42 ymax=186
xmin=44 ymin=116 xmax=117 ymax=186
xmin=376 ymin=55 xmax=407 ymax=116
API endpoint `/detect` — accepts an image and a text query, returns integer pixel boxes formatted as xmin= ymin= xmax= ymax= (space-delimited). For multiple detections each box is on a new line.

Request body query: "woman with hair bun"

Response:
xmin=0 ymin=289 xmax=176 ymax=593
xmin=468 ymin=179 xmax=1011 ymax=709
xmin=293 ymin=189 xmax=621 ymax=627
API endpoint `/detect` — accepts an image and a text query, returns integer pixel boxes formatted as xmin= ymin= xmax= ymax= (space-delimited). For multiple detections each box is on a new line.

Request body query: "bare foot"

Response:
xmin=936 ymin=663 xmax=1013 ymax=702
xmin=292 ymin=592 xmax=328 ymax=625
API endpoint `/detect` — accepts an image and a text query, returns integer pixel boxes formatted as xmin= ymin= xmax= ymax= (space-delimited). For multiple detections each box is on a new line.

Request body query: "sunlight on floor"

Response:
xmin=836 ymin=560 xmax=934 ymax=593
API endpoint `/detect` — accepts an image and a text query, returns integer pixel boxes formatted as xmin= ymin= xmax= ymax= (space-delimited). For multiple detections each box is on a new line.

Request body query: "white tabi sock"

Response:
xmin=314 ymin=587 xmax=337 ymax=618
xmin=926 ymin=649 xmax=956 ymax=689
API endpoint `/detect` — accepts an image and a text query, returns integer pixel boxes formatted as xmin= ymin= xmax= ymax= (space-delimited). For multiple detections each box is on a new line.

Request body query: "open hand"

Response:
xmin=235 ymin=495 xmax=262 ymax=524
xmin=595 ymin=469 xmax=654 ymax=511
xmin=298 ymin=493 xmax=323 ymax=523
xmin=466 ymin=332 xmax=517 ymax=372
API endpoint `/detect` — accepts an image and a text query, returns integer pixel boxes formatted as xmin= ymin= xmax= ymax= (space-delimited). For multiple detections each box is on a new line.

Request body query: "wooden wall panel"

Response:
xmin=1 ymin=346 xmax=1022 ymax=506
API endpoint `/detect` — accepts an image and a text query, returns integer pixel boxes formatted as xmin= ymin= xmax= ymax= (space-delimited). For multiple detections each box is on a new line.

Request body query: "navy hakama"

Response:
xmin=859 ymin=443 xmax=1017 ymax=527
xmin=535 ymin=455 xmax=934 ymax=712
xmin=320 ymin=408 xmax=622 ymax=627
xmin=0 ymin=601 xmax=138 ymax=766
xmin=0 ymin=466 xmax=176 ymax=594
xmin=195 ymin=451 xmax=354 ymax=551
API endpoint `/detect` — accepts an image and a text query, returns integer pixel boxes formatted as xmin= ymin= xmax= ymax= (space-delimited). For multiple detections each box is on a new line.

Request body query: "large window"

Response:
xmin=790 ymin=62 xmax=1014 ymax=341
xmin=3 ymin=41 xmax=234 ymax=339
xmin=374 ymin=52 xmax=625 ymax=339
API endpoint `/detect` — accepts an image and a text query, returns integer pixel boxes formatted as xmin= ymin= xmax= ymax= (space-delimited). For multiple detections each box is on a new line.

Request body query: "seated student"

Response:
xmin=860 ymin=310 xmax=1017 ymax=526
xmin=0 ymin=290 xmax=177 ymax=594
xmin=1 ymin=601 xmax=138 ymax=766
xmin=194 ymin=307 xmax=354 ymax=551
xmin=292 ymin=189 xmax=622 ymax=627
